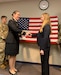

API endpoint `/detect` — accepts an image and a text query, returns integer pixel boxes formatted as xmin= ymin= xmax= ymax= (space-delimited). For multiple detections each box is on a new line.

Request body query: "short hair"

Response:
xmin=1 ymin=16 xmax=7 ymax=19
xmin=12 ymin=10 xmax=19 ymax=16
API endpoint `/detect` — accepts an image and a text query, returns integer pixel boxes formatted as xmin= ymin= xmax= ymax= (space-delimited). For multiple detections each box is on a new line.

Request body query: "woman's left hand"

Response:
xmin=40 ymin=50 xmax=44 ymax=55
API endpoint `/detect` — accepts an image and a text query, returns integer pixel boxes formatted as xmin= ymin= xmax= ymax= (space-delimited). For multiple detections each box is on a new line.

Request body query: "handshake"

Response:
xmin=21 ymin=30 xmax=32 ymax=38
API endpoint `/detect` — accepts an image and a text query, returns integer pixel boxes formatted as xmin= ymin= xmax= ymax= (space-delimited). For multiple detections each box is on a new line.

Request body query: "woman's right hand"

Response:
xmin=40 ymin=50 xmax=44 ymax=55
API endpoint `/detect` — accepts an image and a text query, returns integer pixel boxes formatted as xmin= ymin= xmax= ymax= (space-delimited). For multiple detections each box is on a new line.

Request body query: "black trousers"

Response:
xmin=40 ymin=47 xmax=50 ymax=75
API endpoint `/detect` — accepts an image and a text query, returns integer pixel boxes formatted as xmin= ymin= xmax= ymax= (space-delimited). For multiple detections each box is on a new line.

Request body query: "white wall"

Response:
xmin=0 ymin=0 xmax=61 ymax=65
xmin=0 ymin=0 xmax=61 ymax=23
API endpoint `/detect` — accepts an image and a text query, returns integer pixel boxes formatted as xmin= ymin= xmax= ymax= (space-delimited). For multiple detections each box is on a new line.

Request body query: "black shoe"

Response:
xmin=9 ymin=70 xmax=17 ymax=75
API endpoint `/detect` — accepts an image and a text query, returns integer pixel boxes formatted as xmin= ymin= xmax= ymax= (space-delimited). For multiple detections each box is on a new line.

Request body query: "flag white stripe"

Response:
xmin=20 ymin=37 xmax=37 ymax=41
xmin=29 ymin=18 xmax=58 ymax=22
xmin=29 ymin=31 xmax=38 ymax=33
xmin=51 ymin=26 xmax=58 ymax=29
xmin=50 ymin=39 xmax=58 ymax=42
xmin=50 ymin=18 xmax=58 ymax=21
xmin=29 ymin=22 xmax=58 ymax=26
xmin=50 ymin=34 xmax=58 ymax=37
xmin=51 ymin=22 xmax=58 ymax=25
xmin=29 ymin=27 xmax=58 ymax=30
xmin=28 ymin=30 xmax=58 ymax=34
xmin=20 ymin=38 xmax=58 ymax=42
xmin=29 ymin=20 xmax=42 ymax=22
xmin=51 ymin=30 xmax=58 ymax=33
xmin=29 ymin=27 xmax=40 ymax=29
xmin=29 ymin=23 xmax=42 ymax=26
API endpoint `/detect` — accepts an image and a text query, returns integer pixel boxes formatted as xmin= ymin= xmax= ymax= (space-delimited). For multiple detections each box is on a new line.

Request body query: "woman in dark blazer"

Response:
xmin=30 ymin=13 xmax=51 ymax=75
xmin=5 ymin=11 xmax=23 ymax=75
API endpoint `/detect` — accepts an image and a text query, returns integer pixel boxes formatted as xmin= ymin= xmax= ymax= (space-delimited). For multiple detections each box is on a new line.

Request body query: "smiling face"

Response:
xmin=12 ymin=11 xmax=20 ymax=21
xmin=41 ymin=15 xmax=45 ymax=22
xmin=15 ymin=12 xmax=20 ymax=20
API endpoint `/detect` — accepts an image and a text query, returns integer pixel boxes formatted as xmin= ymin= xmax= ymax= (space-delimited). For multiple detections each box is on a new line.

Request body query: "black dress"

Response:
xmin=5 ymin=19 xmax=22 ymax=56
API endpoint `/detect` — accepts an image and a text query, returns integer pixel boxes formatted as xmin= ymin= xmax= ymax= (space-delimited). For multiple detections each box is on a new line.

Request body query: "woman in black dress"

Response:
xmin=5 ymin=11 xmax=23 ymax=75
xmin=29 ymin=13 xmax=51 ymax=75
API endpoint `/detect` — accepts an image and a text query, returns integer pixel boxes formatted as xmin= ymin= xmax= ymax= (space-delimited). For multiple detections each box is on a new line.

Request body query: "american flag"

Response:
xmin=18 ymin=16 xmax=58 ymax=44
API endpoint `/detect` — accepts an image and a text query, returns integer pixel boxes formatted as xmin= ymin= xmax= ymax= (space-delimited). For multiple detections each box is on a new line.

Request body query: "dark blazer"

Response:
xmin=32 ymin=24 xmax=51 ymax=51
xmin=6 ymin=19 xmax=22 ymax=44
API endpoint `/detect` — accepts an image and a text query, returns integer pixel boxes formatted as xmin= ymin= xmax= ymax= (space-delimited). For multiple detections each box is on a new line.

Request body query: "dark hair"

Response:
xmin=1 ymin=16 xmax=7 ymax=19
xmin=12 ymin=10 xmax=19 ymax=16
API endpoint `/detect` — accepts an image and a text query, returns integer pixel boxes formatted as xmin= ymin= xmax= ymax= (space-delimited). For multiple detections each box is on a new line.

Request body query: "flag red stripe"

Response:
xmin=28 ymin=29 xmax=58 ymax=31
xmin=29 ymin=25 xmax=58 ymax=27
xmin=29 ymin=25 xmax=41 ymax=27
xmin=51 ymin=24 xmax=58 ymax=26
xmin=29 ymin=22 xmax=42 ymax=23
xmin=50 ymin=37 xmax=58 ymax=38
xmin=31 ymin=32 xmax=58 ymax=34
xmin=51 ymin=33 xmax=58 ymax=34
xmin=50 ymin=16 xmax=58 ymax=18
xmin=51 ymin=29 xmax=58 ymax=30
xmin=20 ymin=40 xmax=58 ymax=44
xmin=51 ymin=20 xmax=58 ymax=22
